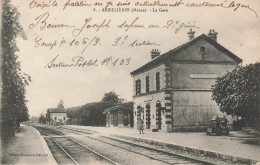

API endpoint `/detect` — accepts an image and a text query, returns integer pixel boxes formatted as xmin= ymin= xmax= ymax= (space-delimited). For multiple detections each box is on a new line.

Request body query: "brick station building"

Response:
xmin=130 ymin=29 xmax=242 ymax=132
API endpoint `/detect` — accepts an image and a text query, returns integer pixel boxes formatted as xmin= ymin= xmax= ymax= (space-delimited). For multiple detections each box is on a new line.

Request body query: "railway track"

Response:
xmin=85 ymin=136 xmax=213 ymax=165
xmin=33 ymin=125 xmax=118 ymax=165
xmin=59 ymin=127 xmax=93 ymax=135
xmin=50 ymin=137 xmax=117 ymax=165
xmin=32 ymin=125 xmax=63 ymax=136
xmin=34 ymin=126 xmax=240 ymax=165
xmin=60 ymin=127 xmax=215 ymax=165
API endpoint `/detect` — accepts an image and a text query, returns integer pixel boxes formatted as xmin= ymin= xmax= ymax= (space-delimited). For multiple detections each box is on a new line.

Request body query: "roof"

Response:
xmin=103 ymin=102 xmax=133 ymax=113
xmin=47 ymin=108 xmax=67 ymax=113
xmin=130 ymin=34 xmax=243 ymax=75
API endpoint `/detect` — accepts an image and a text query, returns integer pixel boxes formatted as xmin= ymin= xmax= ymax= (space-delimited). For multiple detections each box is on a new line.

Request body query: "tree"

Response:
xmin=1 ymin=0 xmax=30 ymax=137
xmin=102 ymin=91 xmax=124 ymax=104
xmin=87 ymin=101 xmax=116 ymax=126
xmin=211 ymin=63 xmax=259 ymax=129
xmin=39 ymin=113 xmax=46 ymax=124
xmin=57 ymin=99 xmax=64 ymax=108
xmin=67 ymin=102 xmax=115 ymax=126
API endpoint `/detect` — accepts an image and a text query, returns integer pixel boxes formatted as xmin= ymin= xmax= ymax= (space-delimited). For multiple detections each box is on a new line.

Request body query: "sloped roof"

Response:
xmin=103 ymin=102 xmax=133 ymax=113
xmin=130 ymin=34 xmax=242 ymax=75
xmin=47 ymin=108 xmax=67 ymax=113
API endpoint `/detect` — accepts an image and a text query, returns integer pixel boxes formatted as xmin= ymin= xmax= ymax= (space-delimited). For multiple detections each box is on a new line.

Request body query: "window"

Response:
xmin=137 ymin=106 xmax=142 ymax=119
xmin=136 ymin=79 xmax=141 ymax=95
xmin=156 ymin=72 xmax=160 ymax=91
xmin=199 ymin=45 xmax=206 ymax=54
xmin=146 ymin=76 xmax=150 ymax=93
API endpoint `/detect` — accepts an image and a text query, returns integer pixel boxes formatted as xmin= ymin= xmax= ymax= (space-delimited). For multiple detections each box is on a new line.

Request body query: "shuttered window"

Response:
xmin=146 ymin=76 xmax=150 ymax=93
xmin=136 ymin=79 xmax=141 ymax=95
xmin=156 ymin=72 xmax=160 ymax=91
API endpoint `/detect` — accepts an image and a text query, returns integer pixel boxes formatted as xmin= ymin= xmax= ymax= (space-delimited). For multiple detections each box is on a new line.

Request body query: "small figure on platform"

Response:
xmin=137 ymin=118 xmax=144 ymax=134
xmin=216 ymin=115 xmax=220 ymax=127
xmin=222 ymin=115 xmax=229 ymax=129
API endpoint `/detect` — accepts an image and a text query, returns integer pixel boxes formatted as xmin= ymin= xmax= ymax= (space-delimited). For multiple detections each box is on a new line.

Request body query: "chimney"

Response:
xmin=187 ymin=29 xmax=195 ymax=41
xmin=208 ymin=29 xmax=218 ymax=41
xmin=151 ymin=49 xmax=160 ymax=59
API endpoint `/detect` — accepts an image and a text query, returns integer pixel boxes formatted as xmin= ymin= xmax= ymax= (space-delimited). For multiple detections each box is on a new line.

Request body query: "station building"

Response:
xmin=104 ymin=102 xmax=134 ymax=127
xmin=46 ymin=108 xmax=67 ymax=124
xmin=130 ymin=29 xmax=242 ymax=132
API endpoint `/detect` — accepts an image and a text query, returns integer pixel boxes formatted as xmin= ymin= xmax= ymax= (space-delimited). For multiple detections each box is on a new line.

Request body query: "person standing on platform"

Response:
xmin=137 ymin=118 xmax=144 ymax=134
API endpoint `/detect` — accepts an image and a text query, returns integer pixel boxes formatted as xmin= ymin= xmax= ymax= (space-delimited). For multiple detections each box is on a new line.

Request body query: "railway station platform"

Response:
xmin=0 ymin=124 xmax=57 ymax=165
xmin=64 ymin=125 xmax=260 ymax=164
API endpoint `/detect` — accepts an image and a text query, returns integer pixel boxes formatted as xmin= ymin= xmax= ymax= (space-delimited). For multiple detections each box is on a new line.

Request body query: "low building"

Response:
xmin=104 ymin=102 xmax=134 ymax=127
xmin=130 ymin=29 xmax=242 ymax=132
xmin=46 ymin=108 xmax=67 ymax=124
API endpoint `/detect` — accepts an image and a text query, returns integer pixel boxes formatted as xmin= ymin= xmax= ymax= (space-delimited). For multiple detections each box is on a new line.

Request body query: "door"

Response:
xmin=130 ymin=111 xmax=133 ymax=127
xmin=113 ymin=111 xmax=118 ymax=126
xmin=123 ymin=111 xmax=128 ymax=126
xmin=146 ymin=104 xmax=151 ymax=129
xmin=156 ymin=103 xmax=162 ymax=130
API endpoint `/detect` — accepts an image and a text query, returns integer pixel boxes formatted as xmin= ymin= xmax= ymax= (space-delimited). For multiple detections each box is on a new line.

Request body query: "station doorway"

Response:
xmin=156 ymin=102 xmax=162 ymax=130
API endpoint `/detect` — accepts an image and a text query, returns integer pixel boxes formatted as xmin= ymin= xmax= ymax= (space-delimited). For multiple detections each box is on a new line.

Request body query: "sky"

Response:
xmin=10 ymin=0 xmax=260 ymax=116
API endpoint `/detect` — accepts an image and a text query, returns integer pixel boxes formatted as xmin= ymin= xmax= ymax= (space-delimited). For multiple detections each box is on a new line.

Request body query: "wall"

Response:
xmin=132 ymin=64 xmax=166 ymax=96
xmin=173 ymin=39 xmax=235 ymax=62
xmin=132 ymin=37 xmax=239 ymax=132
xmin=105 ymin=112 xmax=111 ymax=127
xmin=170 ymin=38 xmax=237 ymax=90
xmin=172 ymin=91 xmax=215 ymax=130
xmin=118 ymin=110 xmax=123 ymax=126
xmin=171 ymin=63 xmax=236 ymax=89
xmin=105 ymin=110 xmax=132 ymax=127
xmin=133 ymin=92 xmax=167 ymax=131
xmin=172 ymin=91 xmax=233 ymax=131
xmin=50 ymin=113 xmax=67 ymax=124
xmin=133 ymin=63 xmax=171 ymax=131
xmin=169 ymin=38 xmax=237 ymax=131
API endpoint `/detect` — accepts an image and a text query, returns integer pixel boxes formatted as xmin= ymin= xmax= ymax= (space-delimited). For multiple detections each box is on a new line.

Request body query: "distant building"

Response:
xmin=104 ymin=102 xmax=134 ymax=127
xmin=130 ymin=29 xmax=242 ymax=132
xmin=46 ymin=108 xmax=67 ymax=124
xmin=30 ymin=116 xmax=39 ymax=123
